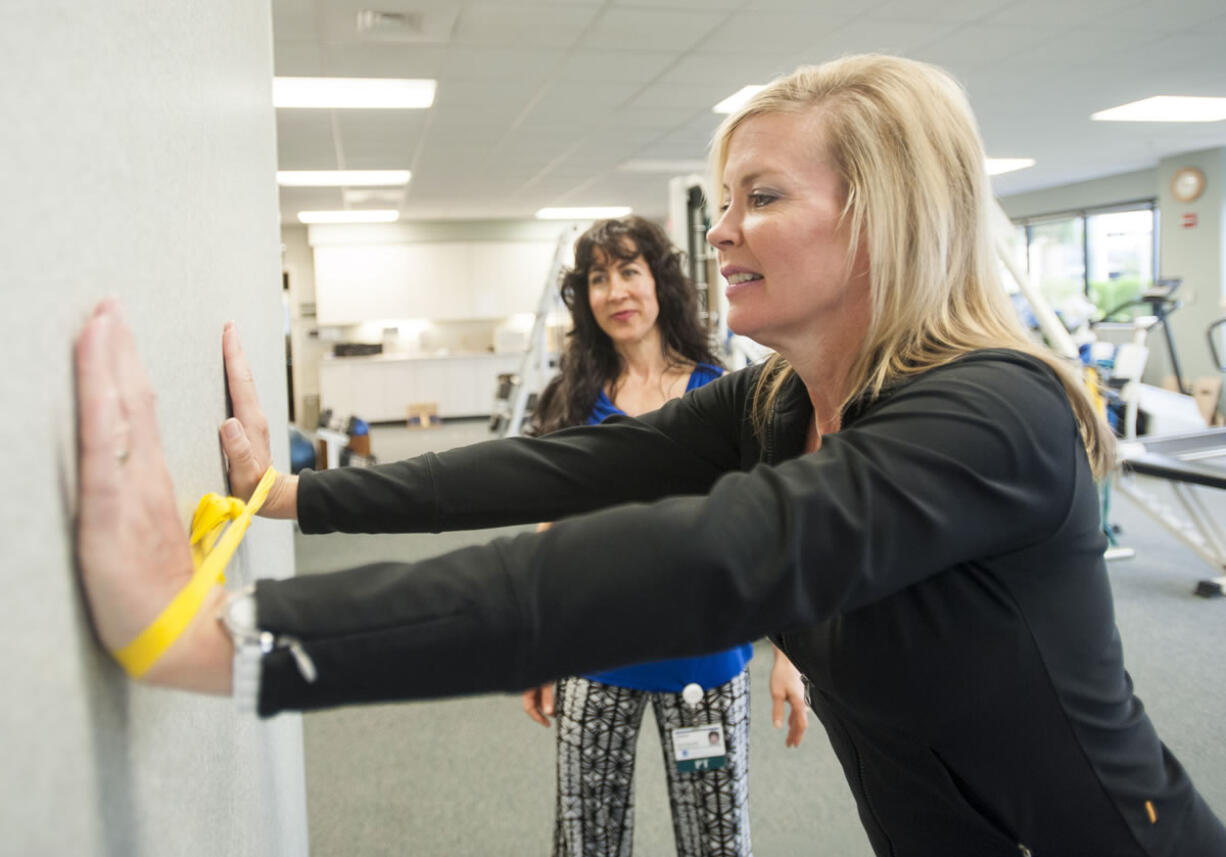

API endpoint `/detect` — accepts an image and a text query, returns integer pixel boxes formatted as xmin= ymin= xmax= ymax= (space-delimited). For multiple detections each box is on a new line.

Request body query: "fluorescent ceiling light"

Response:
xmin=535 ymin=206 xmax=632 ymax=220
xmin=1091 ymin=96 xmax=1226 ymax=123
xmin=297 ymin=209 xmax=400 ymax=224
xmin=620 ymin=159 xmax=708 ymax=173
xmin=277 ymin=170 xmax=411 ymax=187
xmin=273 ymin=77 xmax=436 ymax=109
xmin=985 ymin=158 xmax=1036 ymax=176
xmin=713 ymin=85 xmax=765 ymax=114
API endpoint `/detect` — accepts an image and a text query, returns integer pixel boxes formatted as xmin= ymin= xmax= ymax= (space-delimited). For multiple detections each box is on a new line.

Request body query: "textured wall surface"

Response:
xmin=0 ymin=2 xmax=308 ymax=854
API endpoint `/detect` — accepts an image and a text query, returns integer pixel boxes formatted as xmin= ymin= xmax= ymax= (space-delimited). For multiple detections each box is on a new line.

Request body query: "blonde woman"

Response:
xmin=76 ymin=54 xmax=1224 ymax=855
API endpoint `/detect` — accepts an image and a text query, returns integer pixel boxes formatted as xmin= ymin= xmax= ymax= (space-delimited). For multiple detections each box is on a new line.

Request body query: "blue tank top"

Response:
xmin=583 ymin=362 xmax=754 ymax=692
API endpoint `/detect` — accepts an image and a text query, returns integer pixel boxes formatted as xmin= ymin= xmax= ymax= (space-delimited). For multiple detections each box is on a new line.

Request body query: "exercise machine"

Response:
xmin=1117 ymin=428 xmax=1226 ymax=596
xmin=1099 ymin=279 xmax=1188 ymax=394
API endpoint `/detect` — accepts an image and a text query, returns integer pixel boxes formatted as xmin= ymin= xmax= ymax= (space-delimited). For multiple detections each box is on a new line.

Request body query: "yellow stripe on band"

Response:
xmin=113 ymin=466 xmax=278 ymax=678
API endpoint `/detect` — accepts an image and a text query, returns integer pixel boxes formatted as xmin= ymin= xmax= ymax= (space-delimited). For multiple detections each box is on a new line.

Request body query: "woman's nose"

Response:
xmin=707 ymin=207 xmax=737 ymax=247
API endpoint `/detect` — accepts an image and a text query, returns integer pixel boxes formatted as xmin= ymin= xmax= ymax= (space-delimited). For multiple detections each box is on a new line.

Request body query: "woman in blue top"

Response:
xmin=522 ymin=216 xmax=807 ymax=857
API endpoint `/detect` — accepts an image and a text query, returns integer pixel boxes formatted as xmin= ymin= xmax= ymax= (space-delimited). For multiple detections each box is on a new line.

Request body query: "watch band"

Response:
xmin=221 ymin=585 xmax=262 ymax=714
xmin=219 ymin=584 xmax=318 ymax=714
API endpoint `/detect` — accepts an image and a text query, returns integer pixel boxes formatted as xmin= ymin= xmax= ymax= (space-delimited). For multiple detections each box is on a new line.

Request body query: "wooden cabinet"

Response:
xmin=319 ymin=354 xmax=524 ymax=421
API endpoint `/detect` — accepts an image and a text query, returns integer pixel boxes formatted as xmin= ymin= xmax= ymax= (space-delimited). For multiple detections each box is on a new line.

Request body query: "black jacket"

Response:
xmin=257 ymin=349 xmax=1225 ymax=856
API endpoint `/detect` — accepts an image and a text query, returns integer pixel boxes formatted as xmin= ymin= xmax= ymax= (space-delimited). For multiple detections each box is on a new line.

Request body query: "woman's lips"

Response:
xmin=725 ymin=276 xmax=763 ymax=299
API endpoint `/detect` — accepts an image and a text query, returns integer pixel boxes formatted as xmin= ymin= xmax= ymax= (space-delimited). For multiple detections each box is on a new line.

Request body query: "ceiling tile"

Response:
xmin=982 ymin=0 xmax=1138 ymax=29
xmin=659 ymin=52 xmax=779 ymax=88
xmin=440 ymin=46 xmax=566 ymax=81
xmin=910 ymin=24 xmax=1051 ymax=69
xmin=1099 ymin=0 xmax=1226 ymax=32
xmin=273 ymin=39 xmax=324 ymax=76
xmin=868 ymin=0 xmax=1014 ymax=23
xmin=798 ymin=17 xmax=957 ymax=61
xmin=315 ymin=2 xmax=461 ymax=47
xmin=701 ymin=11 xmax=859 ymax=56
xmin=271 ymin=0 xmax=318 ymax=40
xmin=452 ymin=2 xmax=601 ymax=47
xmin=555 ymin=49 xmax=680 ymax=83
xmin=275 ymin=111 xmax=340 ymax=169
xmin=741 ymin=0 xmax=880 ymax=8
xmin=320 ymin=42 xmax=449 ymax=78
xmin=280 ymin=187 xmax=346 ymax=214
xmin=271 ymin=0 xmax=1226 ymax=221
xmin=582 ymin=7 xmax=732 ymax=52
xmin=611 ymin=0 xmax=744 ymax=8
xmin=624 ymin=81 xmax=729 ymax=111
xmin=336 ymin=112 xmax=428 ymax=164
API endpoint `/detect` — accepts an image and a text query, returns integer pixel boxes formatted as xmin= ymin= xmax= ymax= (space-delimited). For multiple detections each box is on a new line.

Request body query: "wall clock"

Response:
xmin=1171 ymin=166 xmax=1206 ymax=203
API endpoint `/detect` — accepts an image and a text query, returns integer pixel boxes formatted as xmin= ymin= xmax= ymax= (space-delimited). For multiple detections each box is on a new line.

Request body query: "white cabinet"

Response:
xmin=471 ymin=241 xmax=556 ymax=317
xmin=313 ymin=241 xmax=554 ymax=323
xmin=319 ymin=354 xmax=524 ymax=421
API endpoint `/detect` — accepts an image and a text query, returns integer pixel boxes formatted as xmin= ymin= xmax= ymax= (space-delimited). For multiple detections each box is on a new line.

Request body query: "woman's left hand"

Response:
xmin=769 ymin=645 xmax=808 ymax=748
xmin=75 ymin=299 xmax=231 ymax=691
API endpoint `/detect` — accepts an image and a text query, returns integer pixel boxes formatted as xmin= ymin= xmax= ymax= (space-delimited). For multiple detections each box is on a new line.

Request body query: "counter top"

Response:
xmin=321 ymin=351 xmax=525 ymax=364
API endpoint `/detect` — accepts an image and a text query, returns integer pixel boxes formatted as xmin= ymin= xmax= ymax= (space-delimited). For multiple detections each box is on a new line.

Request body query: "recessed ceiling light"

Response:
xmin=712 ymin=85 xmax=765 ymax=114
xmin=297 ymin=209 xmax=400 ymax=224
xmin=1091 ymin=96 xmax=1226 ymax=123
xmin=277 ymin=170 xmax=411 ymax=187
xmin=273 ymin=77 xmax=436 ymax=109
xmin=619 ymin=159 xmax=708 ymax=173
xmin=985 ymin=158 xmax=1036 ymax=176
xmin=535 ymin=206 xmax=633 ymax=220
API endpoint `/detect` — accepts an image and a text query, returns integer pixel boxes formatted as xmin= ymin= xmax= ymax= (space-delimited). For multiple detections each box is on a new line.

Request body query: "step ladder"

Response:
xmin=489 ymin=225 xmax=577 ymax=437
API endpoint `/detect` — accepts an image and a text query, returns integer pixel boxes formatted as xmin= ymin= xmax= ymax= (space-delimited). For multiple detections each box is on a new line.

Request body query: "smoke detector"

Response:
xmin=355 ymin=9 xmax=457 ymax=43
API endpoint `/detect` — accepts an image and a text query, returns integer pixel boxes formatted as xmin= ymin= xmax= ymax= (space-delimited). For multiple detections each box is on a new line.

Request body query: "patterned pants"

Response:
xmin=552 ymin=670 xmax=751 ymax=857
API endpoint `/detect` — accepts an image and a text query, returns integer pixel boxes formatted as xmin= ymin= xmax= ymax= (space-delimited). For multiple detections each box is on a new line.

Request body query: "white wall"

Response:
xmin=283 ymin=224 xmax=327 ymax=426
xmin=0 ymin=3 xmax=307 ymax=855
xmin=1156 ymin=148 xmax=1226 ymax=382
xmin=998 ymin=168 xmax=1157 ymax=220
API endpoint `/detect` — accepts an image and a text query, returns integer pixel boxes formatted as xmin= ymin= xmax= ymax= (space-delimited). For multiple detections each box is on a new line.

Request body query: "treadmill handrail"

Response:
xmin=1121 ymin=451 xmax=1226 ymax=490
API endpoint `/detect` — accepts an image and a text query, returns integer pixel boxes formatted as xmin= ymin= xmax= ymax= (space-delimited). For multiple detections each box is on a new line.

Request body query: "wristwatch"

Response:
xmin=218 ymin=585 xmax=318 ymax=714
xmin=219 ymin=585 xmax=264 ymax=714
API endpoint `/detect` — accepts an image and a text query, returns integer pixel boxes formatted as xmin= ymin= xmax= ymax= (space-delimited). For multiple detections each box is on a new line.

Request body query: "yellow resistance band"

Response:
xmin=113 ymin=466 xmax=278 ymax=678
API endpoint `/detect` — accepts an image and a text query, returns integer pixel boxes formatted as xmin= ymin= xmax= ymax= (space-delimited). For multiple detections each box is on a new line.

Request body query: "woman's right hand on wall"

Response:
xmin=522 ymin=683 xmax=556 ymax=727
xmin=220 ymin=321 xmax=297 ymax=519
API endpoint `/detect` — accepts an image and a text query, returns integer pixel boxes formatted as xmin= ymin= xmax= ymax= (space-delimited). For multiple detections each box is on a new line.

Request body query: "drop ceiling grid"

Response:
xmin=272 ymin=0 xmax=1226 ymax=220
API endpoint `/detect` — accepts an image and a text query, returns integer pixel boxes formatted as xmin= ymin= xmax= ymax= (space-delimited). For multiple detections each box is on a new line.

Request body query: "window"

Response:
xmin=1087 ymin=208 xmax=1154 ymax=319
xmin=1027 ymin=216 xmax=1085 ymax=310
xmin=1011 ymin=201 xmax=1157 ymax=320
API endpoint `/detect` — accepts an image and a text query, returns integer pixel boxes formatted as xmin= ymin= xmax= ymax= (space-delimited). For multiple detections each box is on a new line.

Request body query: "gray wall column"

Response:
xmin=0 ymin=3 xmax=308 ymax=855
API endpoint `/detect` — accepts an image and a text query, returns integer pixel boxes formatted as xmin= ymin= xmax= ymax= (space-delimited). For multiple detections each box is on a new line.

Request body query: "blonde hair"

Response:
xmin=710 ymin=54 xmax=1114 ymax=476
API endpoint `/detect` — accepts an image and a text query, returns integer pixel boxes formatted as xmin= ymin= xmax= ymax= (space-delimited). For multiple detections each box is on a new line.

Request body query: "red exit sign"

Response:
xmin=1182 ymin=212 xmax=1198 ymax=228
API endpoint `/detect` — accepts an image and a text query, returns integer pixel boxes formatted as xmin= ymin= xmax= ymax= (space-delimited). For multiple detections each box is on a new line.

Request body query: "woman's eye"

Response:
xmin=749 ymin=192 xmax=776 ymax=208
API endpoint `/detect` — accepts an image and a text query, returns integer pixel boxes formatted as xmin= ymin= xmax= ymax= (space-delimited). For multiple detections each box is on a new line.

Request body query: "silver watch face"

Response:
xmin=223 ymin=589 xmax=259 ymax=637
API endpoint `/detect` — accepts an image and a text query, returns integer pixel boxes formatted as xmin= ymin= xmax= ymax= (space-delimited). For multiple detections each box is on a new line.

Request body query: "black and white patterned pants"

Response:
xmin=552 ymin=670 xmax=752 ymax=857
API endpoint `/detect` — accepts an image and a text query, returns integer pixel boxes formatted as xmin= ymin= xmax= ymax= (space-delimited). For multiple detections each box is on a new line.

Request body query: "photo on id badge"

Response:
xmin=672 ymin=724 xmax=727 ymax=772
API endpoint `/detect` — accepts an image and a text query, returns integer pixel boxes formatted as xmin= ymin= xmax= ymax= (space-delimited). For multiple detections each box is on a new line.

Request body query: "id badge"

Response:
xmin=671 ymin=724 xmax=727 ymax=773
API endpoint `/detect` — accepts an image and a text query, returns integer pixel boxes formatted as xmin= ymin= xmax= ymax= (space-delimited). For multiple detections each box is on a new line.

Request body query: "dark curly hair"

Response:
xmin=528 ymin=216 xmax=720 ymax=435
